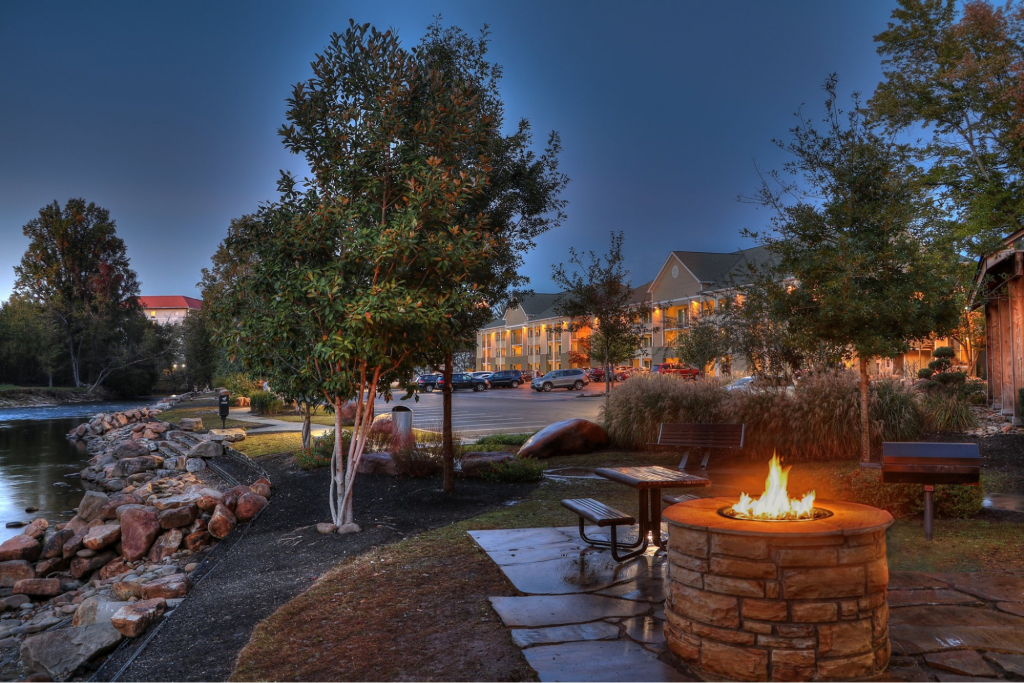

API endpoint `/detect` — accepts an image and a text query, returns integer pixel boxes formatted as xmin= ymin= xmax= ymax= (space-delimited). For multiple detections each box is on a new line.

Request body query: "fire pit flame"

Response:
xmin=728 ymin=453 xmax=821 ymax=520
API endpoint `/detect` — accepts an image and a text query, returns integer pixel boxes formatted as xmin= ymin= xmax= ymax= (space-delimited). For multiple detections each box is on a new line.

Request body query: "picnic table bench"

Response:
xmin=882 ymin=441 xmax=982 ymax=541
xmin=649 ymin=422 xmax=745 ymax=469
xmin=562 ymin=466 xmax=710 ymax=561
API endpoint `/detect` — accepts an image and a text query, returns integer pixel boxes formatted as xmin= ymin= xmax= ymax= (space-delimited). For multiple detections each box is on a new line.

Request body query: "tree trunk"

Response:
xmin=858 ymin=355 xmax=871 ymax=464
xmin=301 ymin=401 xmax=312 ymax=450
xmin=442 ymin=352 xmax=455 ymax=494
xmin=329 ymin=397 xmax=342 ymax=525
xmin=604 ymin=350 xmax=611 ymax=397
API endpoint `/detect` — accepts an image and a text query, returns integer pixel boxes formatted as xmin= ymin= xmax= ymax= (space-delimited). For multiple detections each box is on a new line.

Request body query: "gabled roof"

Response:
xmin=671 ymin=251 xmax=746 ymax=285
xmin=137 ymin=296 xmax=203 ymax=310
xmin=515 ymin=293 xmax=564 ymax=317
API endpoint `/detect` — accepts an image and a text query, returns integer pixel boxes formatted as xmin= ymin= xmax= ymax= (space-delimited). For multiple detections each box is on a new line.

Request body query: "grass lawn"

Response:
xmin=156 ymin=405 xmax=265 ymax=431
xmin=233 ymin=433 xmax=303 ymax=458
xmin=229 ymin=445 xmax=1024 ymax=681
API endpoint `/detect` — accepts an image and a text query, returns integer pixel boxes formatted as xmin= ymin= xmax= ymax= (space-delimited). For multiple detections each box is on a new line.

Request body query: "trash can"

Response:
xmin=391 ymin=405 xmax=413 ymax=450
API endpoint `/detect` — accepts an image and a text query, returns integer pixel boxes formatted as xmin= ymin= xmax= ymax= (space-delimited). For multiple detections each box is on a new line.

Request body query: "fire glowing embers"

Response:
xmin=727 ymin=453 xmax=823 ymax=521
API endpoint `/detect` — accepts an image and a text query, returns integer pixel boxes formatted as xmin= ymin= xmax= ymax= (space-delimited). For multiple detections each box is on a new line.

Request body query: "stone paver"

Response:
xmin=472 ymin=527 xmax=1024 ymax=682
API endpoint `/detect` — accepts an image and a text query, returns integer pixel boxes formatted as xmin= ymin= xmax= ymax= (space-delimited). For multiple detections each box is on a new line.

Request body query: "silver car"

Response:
xmin=532 ymin=368 xmax=589 ymax=392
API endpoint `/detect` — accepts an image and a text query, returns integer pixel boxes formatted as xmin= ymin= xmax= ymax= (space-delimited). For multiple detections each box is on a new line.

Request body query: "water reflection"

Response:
xmin=0 ymin=401 xmax=147 ymax=543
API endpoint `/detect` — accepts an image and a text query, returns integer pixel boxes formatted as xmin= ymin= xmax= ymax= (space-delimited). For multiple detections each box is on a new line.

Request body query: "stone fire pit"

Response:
xmin=663 ymin=497 xmax=894 ymax=681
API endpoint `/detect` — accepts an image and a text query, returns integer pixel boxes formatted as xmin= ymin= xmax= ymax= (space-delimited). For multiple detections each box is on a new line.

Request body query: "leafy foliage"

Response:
xmin=474 ymin=433 xmax=534 ymax=447
xmin=249 ymin=391 xmax=284 ymax=416
xmin=832 ymin=467 xmax=983 ymax=519
xmin=922 ymin=392 xmax=980 ymax=432
xmin=480 ymin=457 xmax=546 ymax=483
xmin=675 ymin=316 xmax=731 ymax=373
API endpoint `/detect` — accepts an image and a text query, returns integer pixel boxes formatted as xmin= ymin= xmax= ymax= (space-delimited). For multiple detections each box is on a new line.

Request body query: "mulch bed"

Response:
xmin=93 ymin=453 xmax=534 ymax=682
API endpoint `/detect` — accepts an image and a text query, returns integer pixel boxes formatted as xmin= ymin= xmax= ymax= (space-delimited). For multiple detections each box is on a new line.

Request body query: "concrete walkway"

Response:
xmin=228 ymin=408 xmax=332 ymax=436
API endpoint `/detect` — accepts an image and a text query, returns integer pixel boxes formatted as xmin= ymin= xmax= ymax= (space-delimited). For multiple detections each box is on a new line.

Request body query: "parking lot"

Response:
xmin=372 ymin=385 xmax=603 ymax=438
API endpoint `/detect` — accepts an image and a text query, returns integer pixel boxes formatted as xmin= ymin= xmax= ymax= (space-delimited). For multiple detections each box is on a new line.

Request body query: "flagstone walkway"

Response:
xmin=470 ymin=526 xmax=1024 ymax=682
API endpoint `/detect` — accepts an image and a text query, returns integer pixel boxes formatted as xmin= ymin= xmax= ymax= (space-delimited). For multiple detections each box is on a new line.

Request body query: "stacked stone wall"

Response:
xmin=665 ymin=526 xmax=890 ymax=681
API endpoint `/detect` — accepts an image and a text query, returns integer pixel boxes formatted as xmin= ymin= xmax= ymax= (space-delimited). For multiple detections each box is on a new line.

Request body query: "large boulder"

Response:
xmin=39 ymin=528 xmax=75 ymax=560
xmin=187 ymin=441 xmax=222 ymax=459
xmin=35 ymin=556 xmax=69 ymax=577
xmin=207 ymin=428 xmax=245 ymax=443
xmin=151 ymin=492 xmax=202 ymax=511
xmin=77 ymin=491 xmax=109 ymax=522
xmin=184 ymin=530 xmax=211 ymax=552
xmin=20 ymin=623 xmax=122 ymax=678
xmin=23 ymin=518 xmax=48 ymax=541
xmin=100 ymin=493 xmax=143 ymax=520
xmin=460 ymin=452 xmax=517 ymax=477
xmin=99 ymin=556 xmax=131 ymax=580
xmin=158 ymin=505 xmax=197 ymax=529
xmin=120 ymin=508 xmax=161 ymax=561
xmin=207 ymin=505 xmax=236 ymax=539
xmin=113 ymin=455 xmax=163 ymax=478
xmin=12 ymin=578 xmax=61 ymax=597
xmin=234 ymin=493 xmax=267 ymax=522
xmin=0 ymin=534 xmax=41 ymax=562
xmin=62 ymin=530 xmax=87 ymax=559
xmin=112 ymin=440 xmax=149 ymax=460
xmin=73 ymin=597 xmax=130 ymax=627
xmin=140 ymin=573 xmax=191 ymax=600
xmin=357 ymin=452 xmax=401 ymax=476
xmin=147 ymin=529 xmax=183 ymax=561
xmin=178 ymin=417 xmax=203 ymax=432
xmin=517 ymin=419 xmax=608 ymax=459
xmin=70 ymin=551 xmax=116 ymax=579
xmin=83 ymin=524 xmax=121 ymax=550
xmin=111 ymin=598 xmax=166 ymax=638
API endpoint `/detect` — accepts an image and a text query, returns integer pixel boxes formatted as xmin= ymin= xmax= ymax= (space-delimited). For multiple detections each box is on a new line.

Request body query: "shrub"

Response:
xmin=365 ymin=418 xmax=394 ymax=452
xmin=213 ymin=373 xmax=261 ymax=398
xmin=933 ymin=371 xmax=967 ymax=388
xmin=870 ymin=379 xmax=924 ymax=442
xmin=727 ymin=389 xmax=794 ymax=460
xmin=293 ymin=429 xmax=348 ymax=470
xmin=390 ymin=445 xmax=444 ymax=477
xmin=601 ymin=375 xmax=730 ymax=450
xmin=481 ymin=457 xmax=546 ymax=483
xmin=789 ymin=371 xmax=864 ymax=461
xmin=922 ymin=392 xmax=978 ymax=432
xmin=249 ymin=390 xmax=284 ymax=416
xmin=475 ymin=433 xmax=534 ymax=447
xmin=917 ymin=368 xmax=934 ymax=379
xmin=832 ymin=467 xmax=983 ymax=518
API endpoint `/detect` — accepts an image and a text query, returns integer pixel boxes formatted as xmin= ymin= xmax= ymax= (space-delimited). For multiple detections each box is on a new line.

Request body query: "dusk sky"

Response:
xmin=0 ymin=1 xmax=899 ymax=301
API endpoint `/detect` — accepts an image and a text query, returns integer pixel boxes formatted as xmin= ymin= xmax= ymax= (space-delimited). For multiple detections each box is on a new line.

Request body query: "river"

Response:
xmin=0 ymin=400 xmax=149 ymax=543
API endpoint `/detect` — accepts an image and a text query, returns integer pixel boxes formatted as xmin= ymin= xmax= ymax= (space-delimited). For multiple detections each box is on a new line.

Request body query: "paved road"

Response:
xmin=229 ymin=386 xmax=604 ymax=439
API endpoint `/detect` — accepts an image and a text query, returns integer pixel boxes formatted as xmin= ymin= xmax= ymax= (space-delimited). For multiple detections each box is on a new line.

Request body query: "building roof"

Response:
xmin=137 ymin=296 xmax=203 ymax=310
xmin=672 ymin=245 xmax=780 ymax=292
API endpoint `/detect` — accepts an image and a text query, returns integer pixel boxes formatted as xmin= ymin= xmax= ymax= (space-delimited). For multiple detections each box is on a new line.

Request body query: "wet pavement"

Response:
xmin=470 ymin=526 xmax=1024 ymax=682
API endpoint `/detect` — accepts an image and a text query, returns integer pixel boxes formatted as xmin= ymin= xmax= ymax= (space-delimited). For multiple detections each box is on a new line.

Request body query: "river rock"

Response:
xmin=20 ymin=622 xmax=123 ymax=679
xmin=112 ymin=440 xmax=149 ymax=460
xmin=357 ymin=452 xmax=401 ymax=476
xmin=460 ymin=452 xmax=517 ymax=477
xmin=62 ymin=530 xmax=87 ymax=559
xmin=2 ymin=594 xmax=30 ymax=610
xmin=40 ymin=528 xmax=74 ymax=560
xmin=100 ymin=493 xmax=143 ymax=520
xmin=141 ymin=573 xmax=191 ymax=600
xmin=147 ymin=529 xmax=183 ymax=561
xmin=99 ymin=556 xmax=131 ymax=580
xmin=221 ymin=492 xmax=237 ymax=513
xmin=111 ymin=580 xmax=144 ymax=601
xmin=250 ymin=481 xmax=271 ymax=499
xmin=120 ymin=508 xmax=161 ymax=561
xmin=234 ymin=493 xmax=267 ymax=522
xmin=83 ymin=524 xmax=121 ymax=550
xmin=151 ymin=492 xmax=202 ymax=511
xmin=70 ymin=551 xmax=116 ymax=579
xmin=115 ymin=504 xmax=156 ymax=521
xmin=65 ymin=516 xmax=88 ymax=535
xmin=23 ymin=518 xmax=48 ymax=541
xmin=184 ymin=530 xmax=211 ymax=552
xmin=12 ymin=578 xmax=61 ymax=597
xmin=35 ymin=557 xmax=69 ymax=577
xmin=317 ymin=523 xmax=337 ymax=534
xmin=188 ymin=441 xmax=222 ymax=458
xmin=111 ymin=598 xmax=166 ymax=638
xmin=113 ymin=455 xmax=163 ymax=478
xmin=517 ymin=418 xmax=609 ymax=459
xmin=178 ymin=417 xmax=202 ymax=432
xmin=73 ymin=597 xmax=130 ymax=626
xmin=185 ymin=458 xmax=206 ymax=472
xmin=207 ymin=505 xmax=236 ymax=539
xmin=0 ymin=534 xmax=41 ymax=562
xmin=77 ymin=491 xmax=109 ymax=522
xmin=158 ymin=505 xmax=197 ymax=529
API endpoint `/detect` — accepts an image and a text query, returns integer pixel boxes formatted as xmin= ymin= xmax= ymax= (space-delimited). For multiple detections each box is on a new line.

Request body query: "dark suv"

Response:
xmin=437 ymin=373 xmax=490 ymax=392
xmin=487 ymin=370 xmax=525 ymax=388
xmin=416 ymin=374 xmax=442 ymax=392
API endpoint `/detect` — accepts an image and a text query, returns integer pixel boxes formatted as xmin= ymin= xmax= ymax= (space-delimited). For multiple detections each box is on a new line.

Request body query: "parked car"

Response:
xmin=470 ymin=371 xmax=493 ymax=380
xmin=589 ymin=366 xmax=629 ymax=382
xmin=658 ymin=363 xmax=701 ymax=380
xmin=520 ymin=371 xmax=534 ymax=382
xmin=437 ymin=373 xmax=490 ymax=391
xmin=488 ymin=370 xmax=526 ymax=388
xmin=725 ymin=376 xmax=755 ymax=393
xmin=416 ymin=374 xmax=442 ymax=392
xmin=532 ymin=368 xmax=590 ymax=392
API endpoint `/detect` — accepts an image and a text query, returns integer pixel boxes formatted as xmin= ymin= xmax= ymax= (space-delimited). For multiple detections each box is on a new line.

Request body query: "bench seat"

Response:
xmin=562 ymin=498 xmax=643 ymax=561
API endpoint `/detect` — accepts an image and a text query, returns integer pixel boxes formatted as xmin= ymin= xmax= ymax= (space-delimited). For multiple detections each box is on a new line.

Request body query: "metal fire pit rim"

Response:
xmin=717 ymin=505 xmax=835 ymax=522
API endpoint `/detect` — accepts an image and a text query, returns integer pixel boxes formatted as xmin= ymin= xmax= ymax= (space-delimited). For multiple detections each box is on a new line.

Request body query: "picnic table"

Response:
xmin=562 ymin=466 xmax=710 ymax=561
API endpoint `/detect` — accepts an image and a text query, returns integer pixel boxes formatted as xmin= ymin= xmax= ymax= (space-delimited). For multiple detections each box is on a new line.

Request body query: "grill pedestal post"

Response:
xmin=923 ymin=485 xmax=935 ymax=541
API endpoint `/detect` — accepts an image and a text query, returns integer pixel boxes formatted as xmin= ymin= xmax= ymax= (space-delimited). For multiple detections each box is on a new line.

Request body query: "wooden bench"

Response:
xmin=882 ymin=441 xmax=982 ymax=541
xmin=561 ymin=498 xmax=644 ymax=561
xmin=649 ymin=423 xmax=745 ymax=469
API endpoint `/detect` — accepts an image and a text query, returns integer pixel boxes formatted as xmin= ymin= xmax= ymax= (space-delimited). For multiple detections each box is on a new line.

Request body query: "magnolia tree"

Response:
xmin=209 ymin=23 xmax=497 ymax=531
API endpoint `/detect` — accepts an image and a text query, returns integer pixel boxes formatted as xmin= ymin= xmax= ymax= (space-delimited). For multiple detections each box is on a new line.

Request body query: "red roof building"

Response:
xmin=137 ymin=296 xmax=202 ymax=325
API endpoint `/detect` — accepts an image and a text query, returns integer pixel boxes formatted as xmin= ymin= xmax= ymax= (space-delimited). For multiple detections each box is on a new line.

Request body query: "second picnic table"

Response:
xmin=594 ymin=465 xmax=711 ymax=551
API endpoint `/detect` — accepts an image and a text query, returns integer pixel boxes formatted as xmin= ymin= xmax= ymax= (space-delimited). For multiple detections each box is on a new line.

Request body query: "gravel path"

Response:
xmin=94 ymin=453 xmax=533 ymax=682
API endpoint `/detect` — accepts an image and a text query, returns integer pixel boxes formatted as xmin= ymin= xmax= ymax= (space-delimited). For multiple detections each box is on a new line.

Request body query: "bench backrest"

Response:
xmin=656 ymin=423 xmax=745 ymax=449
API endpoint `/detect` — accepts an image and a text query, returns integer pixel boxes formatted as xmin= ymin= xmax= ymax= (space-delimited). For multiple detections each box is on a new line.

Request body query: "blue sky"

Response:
xmin=0 ymin=1 xmax=899 ymax=300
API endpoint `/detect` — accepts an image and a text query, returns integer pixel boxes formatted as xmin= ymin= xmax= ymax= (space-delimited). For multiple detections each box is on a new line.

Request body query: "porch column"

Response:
xmin=1000 ymin=297 xmax=1015 ymax=415
xmin=989 ymin=299 xmax=1002 ymax=409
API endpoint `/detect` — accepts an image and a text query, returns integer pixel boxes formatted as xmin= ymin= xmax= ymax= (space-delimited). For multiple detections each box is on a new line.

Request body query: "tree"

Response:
xmin=13 ymin=199 xmax=164 ymax=392
xmin=210 ymin=22 xmax=498 ymax=531
xmin=749 ymin=77 xmax=962 ymax=462
xmin=552 ymin=232 xmax=653 ymax=396
xmin=413 ymin=23 xmax=568 ymax=493
xmin=181 ymin=308 xmax=218 ymax=389
xmin=870 ymin=0 xmax=1024 ymax=257
xmin=675 ymin=316 xmax=731 ymax=374
xmin=0 ymin=296 xmax=62 ymax=386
